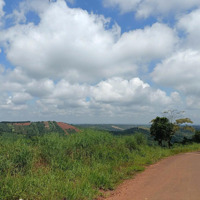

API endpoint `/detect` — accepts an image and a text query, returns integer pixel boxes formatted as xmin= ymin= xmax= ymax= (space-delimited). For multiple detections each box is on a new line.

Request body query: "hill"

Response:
xmin=76 ymin=124 xmax=149 ymax=132
xmin=111 ymin=127 xmax=150 ymax=136
xmin=77 ymin=124 xmax=197 ymax=144
xmin=0 ymin=121 xmax=79 ymax=136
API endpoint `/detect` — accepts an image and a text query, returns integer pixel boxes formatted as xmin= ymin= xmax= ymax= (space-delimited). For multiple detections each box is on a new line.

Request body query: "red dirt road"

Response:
xmin=104 ymin=152 xmax=200 ymax=200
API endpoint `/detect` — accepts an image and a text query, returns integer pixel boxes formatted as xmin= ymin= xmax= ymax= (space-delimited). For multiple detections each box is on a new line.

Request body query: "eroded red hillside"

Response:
xmin=57 ymin=122 xmax=79 ymax=134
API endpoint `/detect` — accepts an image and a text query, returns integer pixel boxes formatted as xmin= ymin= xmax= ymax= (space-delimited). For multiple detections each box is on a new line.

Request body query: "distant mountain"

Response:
xmin=0 ymin=121 xmax=79 ymax=136
xmin=111 ymin=127 xmax=150 ymax=136
xmin=76 ymin=124 xmax=150 ymax=132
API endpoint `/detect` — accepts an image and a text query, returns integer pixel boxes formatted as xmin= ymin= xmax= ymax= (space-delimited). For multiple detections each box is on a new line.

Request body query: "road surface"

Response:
xmin=103 ymin=152 xmax=200 ymax=200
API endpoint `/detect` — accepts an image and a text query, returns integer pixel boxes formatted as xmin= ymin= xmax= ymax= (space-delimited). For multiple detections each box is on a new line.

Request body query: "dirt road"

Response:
xmin=104 ymin=152 xmax=200 ymax=200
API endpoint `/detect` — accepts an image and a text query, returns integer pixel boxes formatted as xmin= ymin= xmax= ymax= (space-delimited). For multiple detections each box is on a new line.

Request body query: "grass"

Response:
xmin=0 ymin=129 xmax=200 ymax=200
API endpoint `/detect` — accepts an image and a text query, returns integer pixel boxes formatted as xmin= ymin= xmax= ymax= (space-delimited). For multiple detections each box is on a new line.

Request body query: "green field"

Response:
xmin=1 ymin=129 xmax=200 ymax=200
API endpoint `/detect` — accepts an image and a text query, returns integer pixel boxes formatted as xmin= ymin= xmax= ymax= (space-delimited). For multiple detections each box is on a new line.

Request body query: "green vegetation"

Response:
xmin=77 ymin=123 xmax=198 ymax=144
xmin=0 ymin=121 xmax=65 ymax=136
xmin=77 ymin=124 xmax=149 ymax=132
xmin=150 ymin=117 xmax=174 ymax=147
xmin=1 ymin=129 xmax=200 ymax=200
xmin=193 ymin=130 xmax=200 ymax=143
xmin=111 ymin=127 xmax=149 ymax=136
xmin=150 ymin=111 xmax=195 ymax=147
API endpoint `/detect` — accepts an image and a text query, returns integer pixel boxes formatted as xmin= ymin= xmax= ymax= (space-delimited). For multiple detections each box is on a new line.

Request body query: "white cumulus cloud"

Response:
xmin=91 ymin=77 xmax=178 ymax=108
xmin=1 ymin=0 xmax=198 ymax=123
xmin=152 ymin=50 xmax=200 ymax=98
xmin=177 ymin=9 xmax=200 ymax=50
xmin=103 ymin=0 xmax=200 ymax=18
xmin=0 ymin=0 xmax=177 ymax=83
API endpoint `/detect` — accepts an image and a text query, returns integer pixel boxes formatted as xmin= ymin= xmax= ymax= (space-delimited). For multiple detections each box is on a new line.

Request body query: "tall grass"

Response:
xmin=0 ymin=129 xmax=200 ymax=200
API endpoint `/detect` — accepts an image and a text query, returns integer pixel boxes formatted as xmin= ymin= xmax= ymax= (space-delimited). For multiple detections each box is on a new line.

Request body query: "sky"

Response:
xmin=0 ymin=0 xmax=200 ymax=124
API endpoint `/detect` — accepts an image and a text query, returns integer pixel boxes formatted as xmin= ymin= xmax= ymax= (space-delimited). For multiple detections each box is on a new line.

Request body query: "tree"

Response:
xmin=174 ymin=118 xmax=195 ymax=132
xmin=192 ymin=131 xmax=200 ymax=143
xmin=163 ymin=109 xmax=185 ymax=123
xmin=163 ymin=109 xmax=195 ymax=132
xmin=151 ymin=110 xmax=195 ymax=147
xmin=150 ymin=117 xmax=174 ymax=147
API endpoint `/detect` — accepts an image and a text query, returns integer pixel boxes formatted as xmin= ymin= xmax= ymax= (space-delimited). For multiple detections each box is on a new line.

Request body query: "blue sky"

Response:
xmin=0 ymin=0 xmax=200 ymax=124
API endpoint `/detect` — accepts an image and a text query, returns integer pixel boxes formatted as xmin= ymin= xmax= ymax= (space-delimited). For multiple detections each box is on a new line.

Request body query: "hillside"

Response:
xmin=111 ymin=127 xmax=150 ymax=136
xmin=76 ymin=124 xmax=149 ymax=132
xmin=77 ymin=124 xmax=197 ymax=144
xmin=0 ymin=121 xmax=79 ymax=136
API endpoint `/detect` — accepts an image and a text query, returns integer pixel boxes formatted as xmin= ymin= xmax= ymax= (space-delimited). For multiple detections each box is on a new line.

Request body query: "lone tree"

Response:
xmin=150 ymin=117 xmax=174 ymax=147
xmin=151 ymin=110 xmax=194 ymax=147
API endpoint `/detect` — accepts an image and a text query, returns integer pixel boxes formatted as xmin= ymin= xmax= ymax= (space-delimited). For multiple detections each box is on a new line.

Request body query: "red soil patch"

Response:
xmin=57 ymin=122 xmax=79 ymax=134
xmin=14 ymin=122 xmax=31 ymax=126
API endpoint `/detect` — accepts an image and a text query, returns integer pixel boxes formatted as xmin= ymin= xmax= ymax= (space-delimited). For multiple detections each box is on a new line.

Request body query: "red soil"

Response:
xmin=101 ymin=152 xmax=200 ymax=200
xmin=14 ymin=122 xmax=31 ymax=126
xmin=57 ymin=122 xmax=79 ymax=134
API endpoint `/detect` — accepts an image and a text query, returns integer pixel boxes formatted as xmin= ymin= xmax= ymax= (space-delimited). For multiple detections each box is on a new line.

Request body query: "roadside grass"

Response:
xmin=0 ymin=129 xmax=200 ymax=200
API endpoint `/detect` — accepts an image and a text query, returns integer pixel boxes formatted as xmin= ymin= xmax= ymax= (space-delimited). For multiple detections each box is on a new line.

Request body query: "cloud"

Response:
xmin=177 ymin=9 xmax=200 ymax=50
xmin=0 ymin=66 xmax=180 ymax=122
xmin=26 ymin=79 xmax=54 ymax=98
xmin=0 ymin=93 xmax=29 ymax=111
xmin=1 ymin=1 xmax=121 ymax=82
xmin=151 ymin=50 xmax=200 ymax=98
xmin=10 ymin=92 xmax=32 ymax=105
xmin=7 ymin=0 xmax=49 ymax=24
xmin=103 ymin=0 xmax=140 ymax=13
xmin=0 ymin=0 xmax=177 ymax=84
xmin=91 ymin=77 xmax=150 ymax=104
xmin=0 ymin=0 xmax=182 ymax=123
xmin=33 ymin=77 xmax=180 ymax=123
xmin=0 ymin=64 xmax=4 ymax=73
xmin=0 ymin=0 xmax=4 ymax=16
xmin=114 ymin=23 xmax=177 ymax=64
xmin=149 ymin=9 xmax=200 ymax=111
xmin=91 ymin=77 xmax=178 ymax=107
xmin=3 ymin=0 xmax=200 ymax=123
xmin=103 ymin=0 xmax=200 ymax=18
xmin=0 ymin=0 xmax=5 ymax=26
xmin=186 ymin=96 xmax=200 ymax=110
